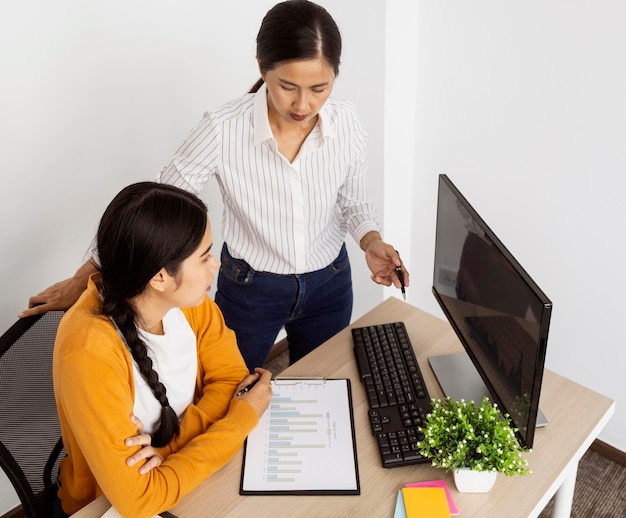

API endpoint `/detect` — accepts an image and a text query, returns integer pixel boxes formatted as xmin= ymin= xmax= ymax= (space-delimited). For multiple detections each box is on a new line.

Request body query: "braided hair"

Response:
xmin=96 ymin=182 xmax=207 ymax=447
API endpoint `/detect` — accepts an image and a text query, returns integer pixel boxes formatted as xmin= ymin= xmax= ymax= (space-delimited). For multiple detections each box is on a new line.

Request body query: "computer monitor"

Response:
xmin=429 ymin=174 xmax=552 ymax=448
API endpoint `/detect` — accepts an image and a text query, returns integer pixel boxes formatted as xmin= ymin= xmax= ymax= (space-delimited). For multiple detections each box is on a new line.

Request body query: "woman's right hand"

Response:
xmin=19 ymin=277 xmax=84 ymax=317
xmin=18 ymin=258 xmax=98 ymax=318
xmin=236 ymin=368 xmax=273 ymax=417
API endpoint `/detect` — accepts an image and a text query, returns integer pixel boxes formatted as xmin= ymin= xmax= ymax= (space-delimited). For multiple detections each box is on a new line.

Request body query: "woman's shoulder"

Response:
xmin=179 ymin=296 xmax=236 ymax=340
xmin=180 ymin=295 xmax=221 ymax=320
xmin=323 ymin=96 xmax=359 ymax=117
xmin=321 ymin=97 xmax=366 ymax=140
xmin=202 ymin=92 xmax=255 ymax=124
xmin=325 ymin=95 xmax=357 ymax=110
xmin=56 ymin=284 xmax=126 ymax=360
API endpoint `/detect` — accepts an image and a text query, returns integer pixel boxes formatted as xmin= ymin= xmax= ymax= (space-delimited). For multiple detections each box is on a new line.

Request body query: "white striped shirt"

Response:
xmin=159 ymin=84 xmax=380 ymax=274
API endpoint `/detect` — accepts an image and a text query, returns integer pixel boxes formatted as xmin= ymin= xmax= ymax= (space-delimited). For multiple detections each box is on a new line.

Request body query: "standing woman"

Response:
xmin=160 ymin=0 xmax=408 ymax=368
xmin=22 ymin=0 xmax=407 ymax=370
xmin=53 ymin=182 xmax=271 ymax=517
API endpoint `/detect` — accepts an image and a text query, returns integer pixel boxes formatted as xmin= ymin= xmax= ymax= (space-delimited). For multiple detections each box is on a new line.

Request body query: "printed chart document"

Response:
xmin=240 ymin=378 xmax=360 ymax=495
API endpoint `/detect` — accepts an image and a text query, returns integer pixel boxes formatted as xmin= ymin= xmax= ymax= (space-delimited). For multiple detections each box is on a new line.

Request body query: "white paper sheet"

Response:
xmin=240 ymin=378 xmax=359 ymax=494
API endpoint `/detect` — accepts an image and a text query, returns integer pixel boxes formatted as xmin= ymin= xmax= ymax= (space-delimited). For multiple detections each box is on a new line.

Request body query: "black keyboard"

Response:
xmin=352 ymin=322 xmax=433 ymax=468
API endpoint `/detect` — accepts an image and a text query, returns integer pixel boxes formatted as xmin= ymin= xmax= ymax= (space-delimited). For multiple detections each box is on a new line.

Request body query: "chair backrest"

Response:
xmin=0 ymin=311 xmax=65 ymax=518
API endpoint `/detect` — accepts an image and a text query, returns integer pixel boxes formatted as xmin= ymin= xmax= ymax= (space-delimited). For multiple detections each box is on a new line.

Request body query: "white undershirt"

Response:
xmin=132 ymin=308 xmax=197 ymax=434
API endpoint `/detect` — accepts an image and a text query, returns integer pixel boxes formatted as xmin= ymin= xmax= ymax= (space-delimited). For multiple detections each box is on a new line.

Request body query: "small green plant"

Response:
xmin=417 ymin=396 xmax=531 ymax=476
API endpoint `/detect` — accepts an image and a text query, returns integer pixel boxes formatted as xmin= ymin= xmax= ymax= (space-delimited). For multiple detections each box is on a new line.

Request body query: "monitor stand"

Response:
xmin=428 ymin=352 xmax=548 ymax=428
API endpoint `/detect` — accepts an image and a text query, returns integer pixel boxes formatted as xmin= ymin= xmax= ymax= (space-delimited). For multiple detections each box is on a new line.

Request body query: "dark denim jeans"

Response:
xmin=215 ymin=243 xmax=353 ymax=370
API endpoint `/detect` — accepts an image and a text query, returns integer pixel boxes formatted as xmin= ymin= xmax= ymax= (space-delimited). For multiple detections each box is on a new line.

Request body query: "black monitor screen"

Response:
xmin=432 ymin=174 xmax=552 ymax=448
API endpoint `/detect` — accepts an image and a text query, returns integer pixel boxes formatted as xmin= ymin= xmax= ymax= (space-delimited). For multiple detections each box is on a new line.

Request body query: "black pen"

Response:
xmin=236 ymin=377 xmax=260 ymax=397
xmin=395 ymin=250 xmax=406 ymax=301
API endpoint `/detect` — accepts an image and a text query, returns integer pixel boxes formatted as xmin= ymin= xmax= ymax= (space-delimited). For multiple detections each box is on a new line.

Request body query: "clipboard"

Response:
xmin=239 ymin=377 xmax=360 ymax=495
xmin=100 ymin=506 xmax=177 ymax=517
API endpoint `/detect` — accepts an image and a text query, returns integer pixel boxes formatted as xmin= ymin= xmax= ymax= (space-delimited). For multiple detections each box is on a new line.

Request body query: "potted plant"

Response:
xmin=417 ymin=396 xmax=531 ymax=493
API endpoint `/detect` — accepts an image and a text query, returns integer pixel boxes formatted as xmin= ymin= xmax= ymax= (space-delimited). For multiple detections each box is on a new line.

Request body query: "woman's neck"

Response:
xmin=132 ymin=292 xmax=168 ymax=335
xmin=268 ymin=107 xmax=318 ymax=163
xmin=137 ymin=317 xmax=164 ymax=336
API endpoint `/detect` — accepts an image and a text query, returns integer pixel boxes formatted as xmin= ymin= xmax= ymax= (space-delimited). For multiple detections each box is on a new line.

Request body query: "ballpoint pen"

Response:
xmin=395 ymin=250 xmax=406 ymax=301
xmin=236 ymin=377 xmax=260 ymax=397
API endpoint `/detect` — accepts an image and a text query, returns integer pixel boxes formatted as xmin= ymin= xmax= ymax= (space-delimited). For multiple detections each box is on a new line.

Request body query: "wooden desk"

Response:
xmin=73 ymin=298 xmax=615 ymax=518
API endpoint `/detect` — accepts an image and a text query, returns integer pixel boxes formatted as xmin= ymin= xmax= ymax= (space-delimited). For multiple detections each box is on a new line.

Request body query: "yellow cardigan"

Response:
xmin=53 ymin=276 xmax=258 ymax=517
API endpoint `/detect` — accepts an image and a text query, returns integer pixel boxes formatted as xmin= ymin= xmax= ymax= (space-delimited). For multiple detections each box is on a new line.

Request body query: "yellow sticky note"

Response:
xmin=401 ymin=487 xmax=451 ymax=518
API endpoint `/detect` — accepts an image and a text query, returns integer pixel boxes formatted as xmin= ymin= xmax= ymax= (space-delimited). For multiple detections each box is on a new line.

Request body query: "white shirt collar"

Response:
xmin=253 ymin=83 xmax=273 ymax=146
xmin=253 ymin=83 xmax=336 ymax=147
xmin=317 ymin=103 xmax=335 ymax=139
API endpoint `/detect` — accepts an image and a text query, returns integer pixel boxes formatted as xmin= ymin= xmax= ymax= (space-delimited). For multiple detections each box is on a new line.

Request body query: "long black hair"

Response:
xmin=97 ymin=182 xmax=208 ymax=447
xmin=249 ymin=0 xmax=342 ymax=93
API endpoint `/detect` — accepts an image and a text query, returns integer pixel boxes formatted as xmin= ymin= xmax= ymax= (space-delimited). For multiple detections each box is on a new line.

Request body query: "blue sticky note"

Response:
xmin=394 ymin=489 xmax=408 ymax=518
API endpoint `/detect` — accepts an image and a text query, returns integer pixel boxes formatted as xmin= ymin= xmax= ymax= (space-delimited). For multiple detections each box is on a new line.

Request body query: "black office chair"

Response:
xmin=0 ymin=311 xmax=66 ymax=518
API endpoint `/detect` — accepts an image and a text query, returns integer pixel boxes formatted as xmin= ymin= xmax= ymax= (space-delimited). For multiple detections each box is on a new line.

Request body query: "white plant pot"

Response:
xmin=452 ymin=467 xmax=497 ymax=493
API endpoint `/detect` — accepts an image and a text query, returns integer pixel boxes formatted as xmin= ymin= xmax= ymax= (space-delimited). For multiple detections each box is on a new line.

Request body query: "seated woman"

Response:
xmin=53 ymin=182 xmax=272 ymax=517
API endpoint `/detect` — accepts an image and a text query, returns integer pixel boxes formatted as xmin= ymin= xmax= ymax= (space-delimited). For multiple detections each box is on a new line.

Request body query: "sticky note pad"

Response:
xmin=394 ymin=490 xmax=408 ymax=518
xmin=404 ymin=479 xmax=459 ymax=515
xmin=401 ymin=487 xmax=451 ymax=518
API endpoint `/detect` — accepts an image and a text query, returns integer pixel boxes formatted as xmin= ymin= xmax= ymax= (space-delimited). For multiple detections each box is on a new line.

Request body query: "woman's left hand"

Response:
xmin=125 ymin=414 xmax=164 ymax=475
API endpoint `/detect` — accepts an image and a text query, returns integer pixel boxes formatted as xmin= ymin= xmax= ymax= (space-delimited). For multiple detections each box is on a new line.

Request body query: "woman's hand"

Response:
xmin=19 ymin=258 xmax=98 ymax=318
xmin=125 ymin=414 xmax=164 ymax=475
xmin=235 ymin=368 xmax=273 ymax=418
xmin=362 ymin=234 xmax=409 ymax=289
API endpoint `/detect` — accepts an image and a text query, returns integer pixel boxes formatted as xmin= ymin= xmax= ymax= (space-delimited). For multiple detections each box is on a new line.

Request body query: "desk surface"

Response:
xmin=73 ymin=298 xmax=614 ymax=518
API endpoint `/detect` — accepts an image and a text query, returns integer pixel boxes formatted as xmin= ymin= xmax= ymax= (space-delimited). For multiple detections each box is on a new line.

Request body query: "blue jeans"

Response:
xmin=215 ymin=244 xmax=353 ymax=370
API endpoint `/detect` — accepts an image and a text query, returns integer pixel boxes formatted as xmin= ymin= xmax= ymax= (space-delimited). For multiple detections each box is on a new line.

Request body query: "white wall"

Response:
xmin=0 ymin=1 xmax=385 ymax=512
xmin=389 ymin=1 xmax=625 ymax=453
xmin=3 ymin=0 xmax=624 ymax=513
